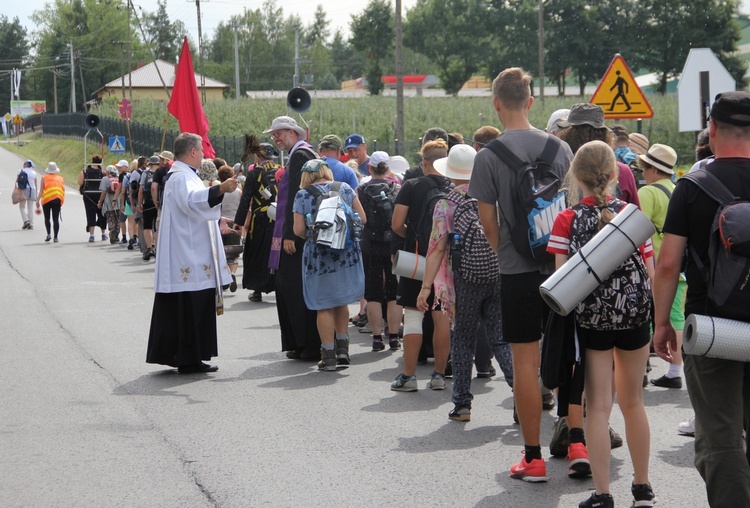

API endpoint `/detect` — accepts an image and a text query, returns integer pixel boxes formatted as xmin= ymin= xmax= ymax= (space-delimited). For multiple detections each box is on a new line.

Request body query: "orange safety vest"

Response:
xmin=41 ymin=174 xmax=65 ymax=206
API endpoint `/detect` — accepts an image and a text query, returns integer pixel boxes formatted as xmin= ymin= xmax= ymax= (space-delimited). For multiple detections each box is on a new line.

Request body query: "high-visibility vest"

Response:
xmin=41 ymin=174 xmax=65 ymax=206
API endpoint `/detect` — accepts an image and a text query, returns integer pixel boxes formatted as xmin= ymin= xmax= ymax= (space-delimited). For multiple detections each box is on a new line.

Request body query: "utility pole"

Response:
xmin=50 ymin=69 xmax=61 ymax=114
xmin=114 ymin=40 xmax=127 ymax=98
xmin=395 ymin=0 xmax=405 ymax=156
xmin=538 ymin=0 xmax=545 ymax=104
xmin=127 ymin=0 xmax=132 ymax=101
xmin=189 ymin=0 xmax=208 ymax=104
xmin=233 ymin=24 xmax=240 ymax=99
xmin=293 ymin=30 xmax=300 ymax=88
xmin=69 ymin=40 xmax=76 ymax=113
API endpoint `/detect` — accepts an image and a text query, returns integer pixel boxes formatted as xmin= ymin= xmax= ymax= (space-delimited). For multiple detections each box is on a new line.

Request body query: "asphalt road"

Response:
xmin=0 ymin=144 xmax=706 ymax=507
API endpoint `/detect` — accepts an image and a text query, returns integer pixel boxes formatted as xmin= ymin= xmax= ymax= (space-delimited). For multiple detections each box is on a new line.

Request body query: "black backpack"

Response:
xmin=16 ymin=170 xmax=29 ymax=190
xmin=569 ymin=199 xmax=652 ymax=331
xmin=445 ymin=189 xmax=499 ymax=285
xmin=361 ymin=181 xmax=398 ymax=243
xmin=141 ymin=169 xmax=155 ymax=206
xmin=129 ymin=169 xmax=143 ymax=202
xmin=682 ymin=170 xmax=750 ymax=322
xmin=83 ymin=166 xmax=103 ymax=193
xmin=485 ymin=135 xmax=565 ymax=263
xmin=407 ymin=176 xmax=452 ymax=256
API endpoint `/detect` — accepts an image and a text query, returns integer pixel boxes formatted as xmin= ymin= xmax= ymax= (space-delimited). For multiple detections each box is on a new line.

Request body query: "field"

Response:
xmin=91 ymin=93 xmax=698 ymax=164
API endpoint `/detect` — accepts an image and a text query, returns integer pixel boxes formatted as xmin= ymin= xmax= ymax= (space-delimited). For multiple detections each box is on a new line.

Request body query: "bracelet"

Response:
xmin=421 ymin=285 xmax=431 ymax=290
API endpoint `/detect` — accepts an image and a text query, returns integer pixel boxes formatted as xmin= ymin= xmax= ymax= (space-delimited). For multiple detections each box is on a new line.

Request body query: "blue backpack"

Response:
xmin=17 ymin=170 xmax=29 ymax=190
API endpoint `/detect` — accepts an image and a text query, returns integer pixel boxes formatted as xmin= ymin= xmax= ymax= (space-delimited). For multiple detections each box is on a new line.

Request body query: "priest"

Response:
xmin=146 ymin=132 xmax=239 ymax=374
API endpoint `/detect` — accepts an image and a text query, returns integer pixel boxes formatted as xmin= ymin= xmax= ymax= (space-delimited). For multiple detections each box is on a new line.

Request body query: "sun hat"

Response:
xmin=639 ymin=143 xmax=677 ymax=175
xmin=263 ymin=116 xmax=306 ymax=138
xmin=546 ymin=109 xmax=570 ymax=133
xmin=345 ymin=134 xmax=366 ymax=149
xmin=148 ymin=155 xmax=160 ymax=166
xmin=709 ymin=91 xmax=750 ymax=126
xmin=557 ymin=103 xmax=605 ymax=129
xmin=46 ymin=162 xmax=60 ymax=174
xmin=106 ymin=165 xmax=118 ymax=175
xmin=369 ymin=151 xmax=389 ymax=168
xmin=629 ymin=133 xmax=650 ymax=156
xmin=389 ymin=156 xmax=410 ymax=174
xmin=433 ymin=144 xmax=477 ymax=180
xmin=159 ymin=150 xmax=174 ymax=161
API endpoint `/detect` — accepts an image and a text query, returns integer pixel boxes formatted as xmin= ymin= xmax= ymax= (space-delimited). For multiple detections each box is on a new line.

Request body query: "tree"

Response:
xmin=483 ymin=0 xmax=540 ymax=84
xmin=330 ymin=30 xmax=365 ymax=82
xmin=0 ymin=16 xmax=29 ymax=111
xmin=350 ymin=0 xmax=394 ymax=95
xmin=142 ymin=0 xmax=188 ymax=63
xmin=404 ymin=0 xmax=489 ymax=96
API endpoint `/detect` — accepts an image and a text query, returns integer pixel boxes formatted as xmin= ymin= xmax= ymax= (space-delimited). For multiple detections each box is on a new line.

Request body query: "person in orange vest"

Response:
xmin=36 ymin=162 xmax=66 ymax=243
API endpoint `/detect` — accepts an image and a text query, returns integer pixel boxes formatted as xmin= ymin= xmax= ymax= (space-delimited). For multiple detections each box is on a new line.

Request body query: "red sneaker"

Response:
xmin=509 ymin=453 xmax=548 ymax=482
xmin=567 ymin=442 xmax=591 ymax=478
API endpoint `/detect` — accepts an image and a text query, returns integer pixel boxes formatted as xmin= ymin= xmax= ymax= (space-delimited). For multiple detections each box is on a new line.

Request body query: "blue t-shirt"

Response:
xmin=325 ymin=156 xmax=360 ymax=190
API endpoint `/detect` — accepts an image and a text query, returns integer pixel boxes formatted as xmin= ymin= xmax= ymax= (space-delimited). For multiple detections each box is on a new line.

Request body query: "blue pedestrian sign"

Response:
xmin=109 ymin=136 xmax=126 ymax=153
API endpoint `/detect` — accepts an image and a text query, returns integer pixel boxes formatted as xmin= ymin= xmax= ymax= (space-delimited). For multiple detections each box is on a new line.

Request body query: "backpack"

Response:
xmin=569 ymin=200 xmax=652 ymax=330
xmin=485 ymin=135 xmax=565 ymax=263
xmin=141 ymin=169 xmax=155 ymax=205
xmin=16 ymin=170 xmax=29 ymax=190
xmin=108 ymin=178 xmax=120 ymax=194
xmin=682 ymin=170 xmax=750 ymax=322
xmin=129 ymin=169 xmax=143 ymax=201
xmin=83 ymin=166 xmax=103 ymax=193
xmin=361 ymin=181 xmax=398 ymax=243
xmin=408 ymin=176 xmax=452 ymax=256
xmin=445 ymin=189 xmax=499 ymax=285
xmin=306 ymin=182 xmax=360 ymax=250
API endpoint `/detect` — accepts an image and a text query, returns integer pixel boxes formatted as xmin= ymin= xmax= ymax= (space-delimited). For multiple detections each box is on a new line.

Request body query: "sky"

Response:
xmin=5 ymin=0 xmax=419 ymax=45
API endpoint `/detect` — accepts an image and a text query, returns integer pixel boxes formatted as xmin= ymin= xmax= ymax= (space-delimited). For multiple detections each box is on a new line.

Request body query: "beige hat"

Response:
xmin=46 ymin=162 xmax=60 ymax=174
xmin=159 ymin=150 xmax=174 ymax=161
xmin=639 ymin=143 xmax=677 ymax=175
xmin=263 ymin=116 xmax=306 ymax=139
xmin=629 ymin=133 xmax=649 ymax=156
xmin=433 ymin=144 xmax=477 ymax=180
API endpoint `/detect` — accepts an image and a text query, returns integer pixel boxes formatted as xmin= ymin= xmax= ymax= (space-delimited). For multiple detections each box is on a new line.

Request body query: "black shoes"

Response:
xmin=177 ymin=363 xmax=218 ymax=374
xmin=229 ymin=275 xmax=237 ymax=293
xmin=650 ymin=374 xmax=682 ymax=389
xmin=249 ymin=291 xmax=262 ymax=302
xmin=142 ymin=247 xmax=155 ymax=261
xmin=579 ymin=492 xmax=614 ymax=508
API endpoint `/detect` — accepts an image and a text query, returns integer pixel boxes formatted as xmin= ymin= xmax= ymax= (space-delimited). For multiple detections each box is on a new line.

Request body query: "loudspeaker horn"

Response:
xmin=84 ymin=114 xmax=100 ymax=129
xmin=287 ymin=87 xmax=311 ymax=113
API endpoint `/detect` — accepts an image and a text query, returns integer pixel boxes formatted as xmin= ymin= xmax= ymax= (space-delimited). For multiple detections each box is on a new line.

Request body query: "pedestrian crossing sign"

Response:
xmin=590 ymin=54 xmax=654 ymax=119
xmin=109 ymin=136 xmax=126 ymax=153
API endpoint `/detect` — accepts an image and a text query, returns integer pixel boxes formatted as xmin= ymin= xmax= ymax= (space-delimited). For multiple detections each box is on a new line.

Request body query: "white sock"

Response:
xmin=666 ymin=363 xmax=682 ymax=378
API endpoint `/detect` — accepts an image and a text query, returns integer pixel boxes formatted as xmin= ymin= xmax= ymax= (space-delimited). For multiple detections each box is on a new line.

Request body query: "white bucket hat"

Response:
xmin=263 ymin=116 xmax=306 ymax=139
xmin=433 ymin=144 xmax=477 ymax=180
xmin=389 ymin=156 xmax=410 ymax=174
xmin=46 ymin=162 xmax=60 ymax=174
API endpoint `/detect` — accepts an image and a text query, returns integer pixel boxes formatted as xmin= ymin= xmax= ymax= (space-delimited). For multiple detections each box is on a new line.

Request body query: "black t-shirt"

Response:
xmin=394 ymin=173 xmax=451 ymax=255
xmin=152 ymin=165 xmax=169 ymax=207
xmin=663 ymin=158 xmax=750 ymax=316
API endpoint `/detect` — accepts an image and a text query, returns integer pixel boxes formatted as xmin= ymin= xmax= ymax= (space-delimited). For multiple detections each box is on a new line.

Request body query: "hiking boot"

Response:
xmin=509 ymin=453 xmax=548 ymax=483
xmin=567 ymin=442 xmax=591 ymax=478
xmin=650 ymin=374 xmax=682 ymax=389
xmin=631 ymin=483 xmax=656 ymax=507
xmin=427 ymin=372 xmax=446 ymax=390
xmin=609 ymin=427 xmax=623 ymax=449
xmin=388 ymin=338 xmax=401 ymax=350
xmin=677 ymin=416 xmax=695 ymax=436
xmin=550 ymin=417 xmax=570 ymax=457
xmin=391 ymin=374 xmax=418 ymax=392
xmin=542 ymin=392 xmax=556 ymax=410
xmin=578 ymin=492 xmax=614 ymax=508
xmin=335 ymin=337 xmax=350 ymax=367
xmin=448 ymin=404 xmax=471 ymax=422
xmin=372 ymin=339 xmax=385 ymax=352
xmin=318 ymin=347 xmax=337 ymax=371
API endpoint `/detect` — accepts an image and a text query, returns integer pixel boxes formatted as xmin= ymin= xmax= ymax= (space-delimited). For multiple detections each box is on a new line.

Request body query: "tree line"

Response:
xmin=0 ymin=0 xmax=745 ymax=114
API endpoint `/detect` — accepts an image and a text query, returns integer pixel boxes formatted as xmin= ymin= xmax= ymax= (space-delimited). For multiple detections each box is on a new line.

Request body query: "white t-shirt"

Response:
xmin=18 ymin=168 xmax=38 ymax=200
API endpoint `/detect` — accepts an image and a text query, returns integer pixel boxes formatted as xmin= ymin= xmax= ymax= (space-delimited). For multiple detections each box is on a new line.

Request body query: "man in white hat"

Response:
xmin=263 ymin=115 xmax=321 ymax=359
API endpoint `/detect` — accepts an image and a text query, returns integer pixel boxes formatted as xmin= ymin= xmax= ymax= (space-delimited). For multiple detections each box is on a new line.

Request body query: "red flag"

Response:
xmin=167 ymin=37 xmax=216 ymax=158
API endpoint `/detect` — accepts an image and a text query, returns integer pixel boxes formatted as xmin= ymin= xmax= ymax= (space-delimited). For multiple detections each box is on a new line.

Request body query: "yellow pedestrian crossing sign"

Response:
xmin=109 ymin=136 xmax=126 ymax=153
xmin=590 ymin=54 xmax=654 ymax=119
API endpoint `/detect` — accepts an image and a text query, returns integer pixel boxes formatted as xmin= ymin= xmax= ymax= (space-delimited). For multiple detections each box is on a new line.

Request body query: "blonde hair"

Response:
xmin=300 ymin=165 xmax=334 ymax=188
xmin=492 ymin=67 xmax=532 ymax=109
xmin=420 ymin=139 xmax=448 ymax=163
xmin=566 ymin=140 xmax=619 ymax=230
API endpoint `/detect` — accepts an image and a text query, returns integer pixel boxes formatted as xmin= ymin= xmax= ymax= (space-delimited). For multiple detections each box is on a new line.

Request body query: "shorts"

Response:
xmin=363 ymin=252 xmax=398 ymax=303
xmin=142 ymin=207 xmax=158 ymax=229
xmin=500 ymin=271 xmax=546 ymax=343
xmin=670 ymin=279 xmax=687 ymax=331
xmin=578 ymin=322 xmax=651 ymax=352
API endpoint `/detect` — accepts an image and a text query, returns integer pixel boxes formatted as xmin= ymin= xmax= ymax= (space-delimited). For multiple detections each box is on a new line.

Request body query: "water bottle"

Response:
xmin=351 ymin=212 xmax=363 ymax=242
xmin=305 ymin=213 xmax=314 ymax=227
xmin=450 ymin=233 xmax=462 ymax=270
xmin=379 ymin=190 xmax=387 ymax=201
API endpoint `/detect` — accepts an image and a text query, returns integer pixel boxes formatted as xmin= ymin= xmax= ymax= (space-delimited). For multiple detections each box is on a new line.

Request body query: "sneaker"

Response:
xmin=476 ymin=367 xmax=496 ymax=379
xmin=102 ymin=234 xmax=108 ymax=241
xmin=318 ymin=347 xmax=337 ymax=372
xmin=351 ymin=313 xmax=368 ymax=328
xmin=509 ymin=453 xmax=548 ymax=483
xmin=391 ymin=374 xmax=418 ymax=392
xmin=22 ymin=221 xmax=29 ymax=230
xmin=650 ymin=374 xmax=683 ymax=389
xmin=127 ymin=238 xmax=135 ymax=250
xmin=631 ymin=483 xmax=656 ymax=507
xmin=335 ymin=337 xmax=350 ymax=368
xmin=142 ymin=248 xmax=154 ymax=261
xmin=249 ymin=291 xmax=262 ymax=302
xmin=578 ymin=492 xmax=614 ymax=508
xmin=229 ymin=274 xmax=237 ymax=293
xmin=542 ymin=392 xmax=556 ymax=410
xmin=448 ymin=404 xmax=471 ymax=422
xmin=550 ymin=417 xmax=570 ymax=457
xmin=45 ymin=235 xmax=51 ymax=242
xmin=609 ymin=426 xmax=623 ymax=449
xmin=677 ymin=416 xmax=696 ymax=436
xmin=428 ymin=372 xmax=446 ymax=390
xmin=372 ymin=339 xmax=385 ymax=352
xmin=567 ymin=442 xmax=592 ymax=478
xmin=28 ymin=224 xmax=33 ymax=230
xmin=53 ymin=238 xmax=59 ymax=243
xmin=388 ymin=338 xmax=401 ymax=350
xmin=358 ymin=322 xmax=372 ymax=334
xmin=119 ymin=238 xmax=128 ymax=245
xmin=88 ymin=235 xmax=95 ymax=243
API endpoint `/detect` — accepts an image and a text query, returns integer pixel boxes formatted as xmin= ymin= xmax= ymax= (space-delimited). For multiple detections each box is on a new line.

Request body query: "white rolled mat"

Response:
xmin=392 ymin=250 xmax=426 ymax=281
xmin=539 ymin=203 xmax=655 ymax=316
xmin=684 ymin=314 xmax=750 ymax=361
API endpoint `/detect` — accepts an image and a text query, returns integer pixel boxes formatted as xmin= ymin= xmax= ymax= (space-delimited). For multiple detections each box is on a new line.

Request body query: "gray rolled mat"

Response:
xmin=684 ymin=314 xmax=750 ymax=361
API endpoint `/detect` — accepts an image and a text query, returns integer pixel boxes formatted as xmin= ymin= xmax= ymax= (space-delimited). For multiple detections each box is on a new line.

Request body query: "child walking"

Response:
xmin=546 ymin=141 xmax=656 ymax=508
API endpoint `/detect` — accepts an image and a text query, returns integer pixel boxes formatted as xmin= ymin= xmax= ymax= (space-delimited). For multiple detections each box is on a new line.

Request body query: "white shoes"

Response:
xmin=678 ymin=416 xmax=695 ymax=436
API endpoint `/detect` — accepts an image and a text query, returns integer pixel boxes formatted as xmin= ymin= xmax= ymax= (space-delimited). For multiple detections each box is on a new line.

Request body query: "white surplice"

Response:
xmin=154 ymin=160 xmax=231 ymax=293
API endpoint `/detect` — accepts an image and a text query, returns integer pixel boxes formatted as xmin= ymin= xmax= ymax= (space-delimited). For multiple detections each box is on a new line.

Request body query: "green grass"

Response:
xmin=2 ymin=132 xmax=97 ymax=185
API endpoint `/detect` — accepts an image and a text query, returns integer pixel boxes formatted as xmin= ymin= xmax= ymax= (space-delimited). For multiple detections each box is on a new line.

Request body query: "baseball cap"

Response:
xmin=345 ymin=134 xmax=365 ymax=149
xmin=319 ymin=134 xmax=343 ymax=150
xmin=369 ymin=151 xmax=389 ymax=167
xmin=710 ymin=91 xmax=750 ymax=126
xmin=117 ymin=159 xmax=129 ymax=167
